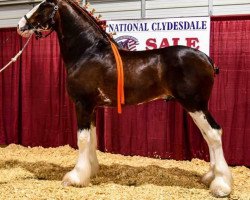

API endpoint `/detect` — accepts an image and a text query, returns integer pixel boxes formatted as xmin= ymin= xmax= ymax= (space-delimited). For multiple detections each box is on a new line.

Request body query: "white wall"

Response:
xmin=91 ymin=0 xmax=250 ymax=19
xmin=0 ymin=4 xmax=34 ymax=28
xmin=146 ymin=0 xmax=209 ymax=18
xmin=0 ymin=0 xmax=40 ymax=28
xmin=0 ymin=0 xmax=250 ymax=28
xmin=213 ymin=0 xmax=250 ymax=15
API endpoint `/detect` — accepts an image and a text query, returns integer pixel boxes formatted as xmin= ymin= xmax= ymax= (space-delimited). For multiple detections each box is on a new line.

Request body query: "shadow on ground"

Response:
xmin=0 ymin=159 xmax=206 ymax=189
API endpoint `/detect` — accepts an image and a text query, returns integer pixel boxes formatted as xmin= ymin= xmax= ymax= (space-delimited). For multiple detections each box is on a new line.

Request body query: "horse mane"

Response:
xmin=64 ymin=0 xmax=115 ymax=43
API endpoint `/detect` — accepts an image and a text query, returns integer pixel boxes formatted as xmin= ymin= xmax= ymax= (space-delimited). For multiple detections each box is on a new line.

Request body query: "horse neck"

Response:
xmin=55 ymin=2 xmax=108 ymax=68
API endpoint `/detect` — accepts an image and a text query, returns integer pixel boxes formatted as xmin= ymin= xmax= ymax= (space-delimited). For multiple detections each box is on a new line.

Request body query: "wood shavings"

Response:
xmin=0 ymin=144 xmax=249 ymax=200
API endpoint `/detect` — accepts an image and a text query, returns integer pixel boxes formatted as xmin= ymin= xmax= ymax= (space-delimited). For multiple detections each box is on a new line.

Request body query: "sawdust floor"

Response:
xmin=0 ymin=145 xmax=249 ymax=200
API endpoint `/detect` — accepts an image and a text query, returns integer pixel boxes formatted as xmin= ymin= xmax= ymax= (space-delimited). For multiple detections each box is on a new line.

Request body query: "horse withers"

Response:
xmin=17 ymin=0 xmax=232 ymax=197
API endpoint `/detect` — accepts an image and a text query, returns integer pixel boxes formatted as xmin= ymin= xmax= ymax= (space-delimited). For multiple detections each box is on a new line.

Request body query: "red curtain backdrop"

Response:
xmin=0 ymin=29 xmax=21 ymax=144
xmin=210 ymin=15 xmax=250 ymax=165
xmin=0 ymin=15 xmax=249 ymax=166
xmin=0 ymin=30 xmax=77 ymax=148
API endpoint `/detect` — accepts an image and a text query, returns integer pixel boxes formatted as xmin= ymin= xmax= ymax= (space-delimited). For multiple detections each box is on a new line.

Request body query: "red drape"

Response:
xmin=0 ymin=30 xmax=77 ymax=148
xmin=0 ymin=15 xmax=249 ymax=166
xmin=0 ymin=29 xmax=21 ymax=144
xmin=210 ymin=15 xmax=250 ymax=165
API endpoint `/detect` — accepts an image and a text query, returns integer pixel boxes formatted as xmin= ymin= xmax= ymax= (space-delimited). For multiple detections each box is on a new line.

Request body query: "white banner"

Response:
xmin=106 ymin=17 xmax=210 ymax=55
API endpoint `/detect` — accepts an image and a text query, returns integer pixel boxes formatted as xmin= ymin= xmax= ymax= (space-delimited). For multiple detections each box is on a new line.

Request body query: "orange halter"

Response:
xmin=110 ymin=41 xmax=125 ymax=114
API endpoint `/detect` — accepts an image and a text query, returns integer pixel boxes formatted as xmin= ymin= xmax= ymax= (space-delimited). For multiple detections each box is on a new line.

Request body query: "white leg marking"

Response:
xmin=202 ymin=147 xmax=215 ymax=186
xmin=189 ymin=112 xmax=216 ymax=186
xmin=62 ymin=129 xmax=91 ymax=187
xmin=90 ymin=125 xmax=99 ymax=177
xmin=189 ymin=111 xmax=232 ymax=197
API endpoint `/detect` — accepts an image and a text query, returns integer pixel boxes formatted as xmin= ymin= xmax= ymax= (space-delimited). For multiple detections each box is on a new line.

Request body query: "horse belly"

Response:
xmin=124 ymin=82 xmax=171 ymax=105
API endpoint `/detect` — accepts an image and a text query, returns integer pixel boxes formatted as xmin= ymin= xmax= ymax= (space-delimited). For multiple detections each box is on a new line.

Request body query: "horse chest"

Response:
xmin=66 ymin=72 xmax=95 ymax=99
xmin=66 ymin=69 xmax=113 ymax=105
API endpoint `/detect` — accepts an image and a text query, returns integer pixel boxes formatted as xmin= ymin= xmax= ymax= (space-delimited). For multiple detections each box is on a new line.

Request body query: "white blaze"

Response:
xmin=17 ymin=1 xmax=45 ymax=37
xmin=18 ymin=2 xmax=43 ymax=29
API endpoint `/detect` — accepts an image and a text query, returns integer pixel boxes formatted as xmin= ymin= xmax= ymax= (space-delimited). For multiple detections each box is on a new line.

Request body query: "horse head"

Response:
xmin=17 ymin=0 xmax=59 ymax=38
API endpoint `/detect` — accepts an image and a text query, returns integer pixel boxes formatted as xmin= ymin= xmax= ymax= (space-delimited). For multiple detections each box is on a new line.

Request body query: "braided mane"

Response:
xmin=65 ymin=0 xmax=113 ymax=42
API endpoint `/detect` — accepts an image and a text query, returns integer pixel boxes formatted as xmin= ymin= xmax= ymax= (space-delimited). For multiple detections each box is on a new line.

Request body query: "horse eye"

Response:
xmin=38 ymin=5 xmax=48 ymax=14
xmin=38 ymin=5 xmax=44 ymax=11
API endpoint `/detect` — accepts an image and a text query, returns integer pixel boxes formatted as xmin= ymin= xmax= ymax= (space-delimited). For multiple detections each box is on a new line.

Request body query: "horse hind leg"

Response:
xmin=189 ymin=110 xmax=233 ymax=197
xmin=202 ymin=146 xmax=215 ymax=186
xmin=189 ymin=110 xmax=216 ymax=186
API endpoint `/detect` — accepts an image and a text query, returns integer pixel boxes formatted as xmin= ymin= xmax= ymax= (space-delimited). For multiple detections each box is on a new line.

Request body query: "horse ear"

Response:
xmin=46 ymin=0 xmax=55 ymax=3
xmin=46 ymin=0 xmax=58 ymax=5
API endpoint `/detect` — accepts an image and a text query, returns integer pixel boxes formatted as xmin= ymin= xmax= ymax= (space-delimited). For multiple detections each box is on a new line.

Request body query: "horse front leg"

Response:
xmin=62 ymin=101 xmax=99 ymax=187
xmin=89 ymin=124 xmax=99 ymax=177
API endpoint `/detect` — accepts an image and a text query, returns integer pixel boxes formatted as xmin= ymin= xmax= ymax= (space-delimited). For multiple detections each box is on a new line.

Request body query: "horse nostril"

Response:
xmin=19 ymin=24 xmax=29 ymax=31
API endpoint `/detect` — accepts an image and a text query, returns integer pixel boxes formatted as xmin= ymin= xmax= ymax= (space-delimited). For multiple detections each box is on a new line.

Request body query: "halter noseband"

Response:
xmin=24 ymin=4 xmax=59 ymax=39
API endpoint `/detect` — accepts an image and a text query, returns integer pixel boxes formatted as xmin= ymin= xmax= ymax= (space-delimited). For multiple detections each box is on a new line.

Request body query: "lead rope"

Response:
xmin=110 ymin=41 xmax=125 ymax=114
xmin=0 ymin=35 xmax=32 ymax=73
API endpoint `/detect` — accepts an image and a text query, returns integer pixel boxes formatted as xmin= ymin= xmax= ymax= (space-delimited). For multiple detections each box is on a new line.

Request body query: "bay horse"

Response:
xmin=17 ymin=0 xmax=232 ymax=197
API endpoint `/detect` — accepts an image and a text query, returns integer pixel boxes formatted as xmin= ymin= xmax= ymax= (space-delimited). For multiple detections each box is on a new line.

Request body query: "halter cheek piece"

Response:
xmin=24 ymin=4 xmax=59 ymax=39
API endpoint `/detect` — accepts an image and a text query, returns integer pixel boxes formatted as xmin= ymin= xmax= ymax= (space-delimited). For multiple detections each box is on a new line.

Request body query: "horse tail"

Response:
xmin=207 ymin=55 xmax=220 ymax=75
xmin=213 ymin=65 xmax=220 ymax=75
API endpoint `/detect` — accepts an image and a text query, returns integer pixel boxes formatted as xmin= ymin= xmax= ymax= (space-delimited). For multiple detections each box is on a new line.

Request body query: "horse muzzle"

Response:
xmin=17 ymin=17 xmax=34 ymax=38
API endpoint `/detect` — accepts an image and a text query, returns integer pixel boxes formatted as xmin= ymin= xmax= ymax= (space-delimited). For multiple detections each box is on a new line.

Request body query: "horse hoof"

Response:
xmin=62 ymin=169 xmax=90 ymax=187
xmin=62 ymin=179 xmax=72 ymax=187
xmin=210 ymin=177 xmax=232 ymax=197
xmin=201 ymin=170 xmax=215 ymax=186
